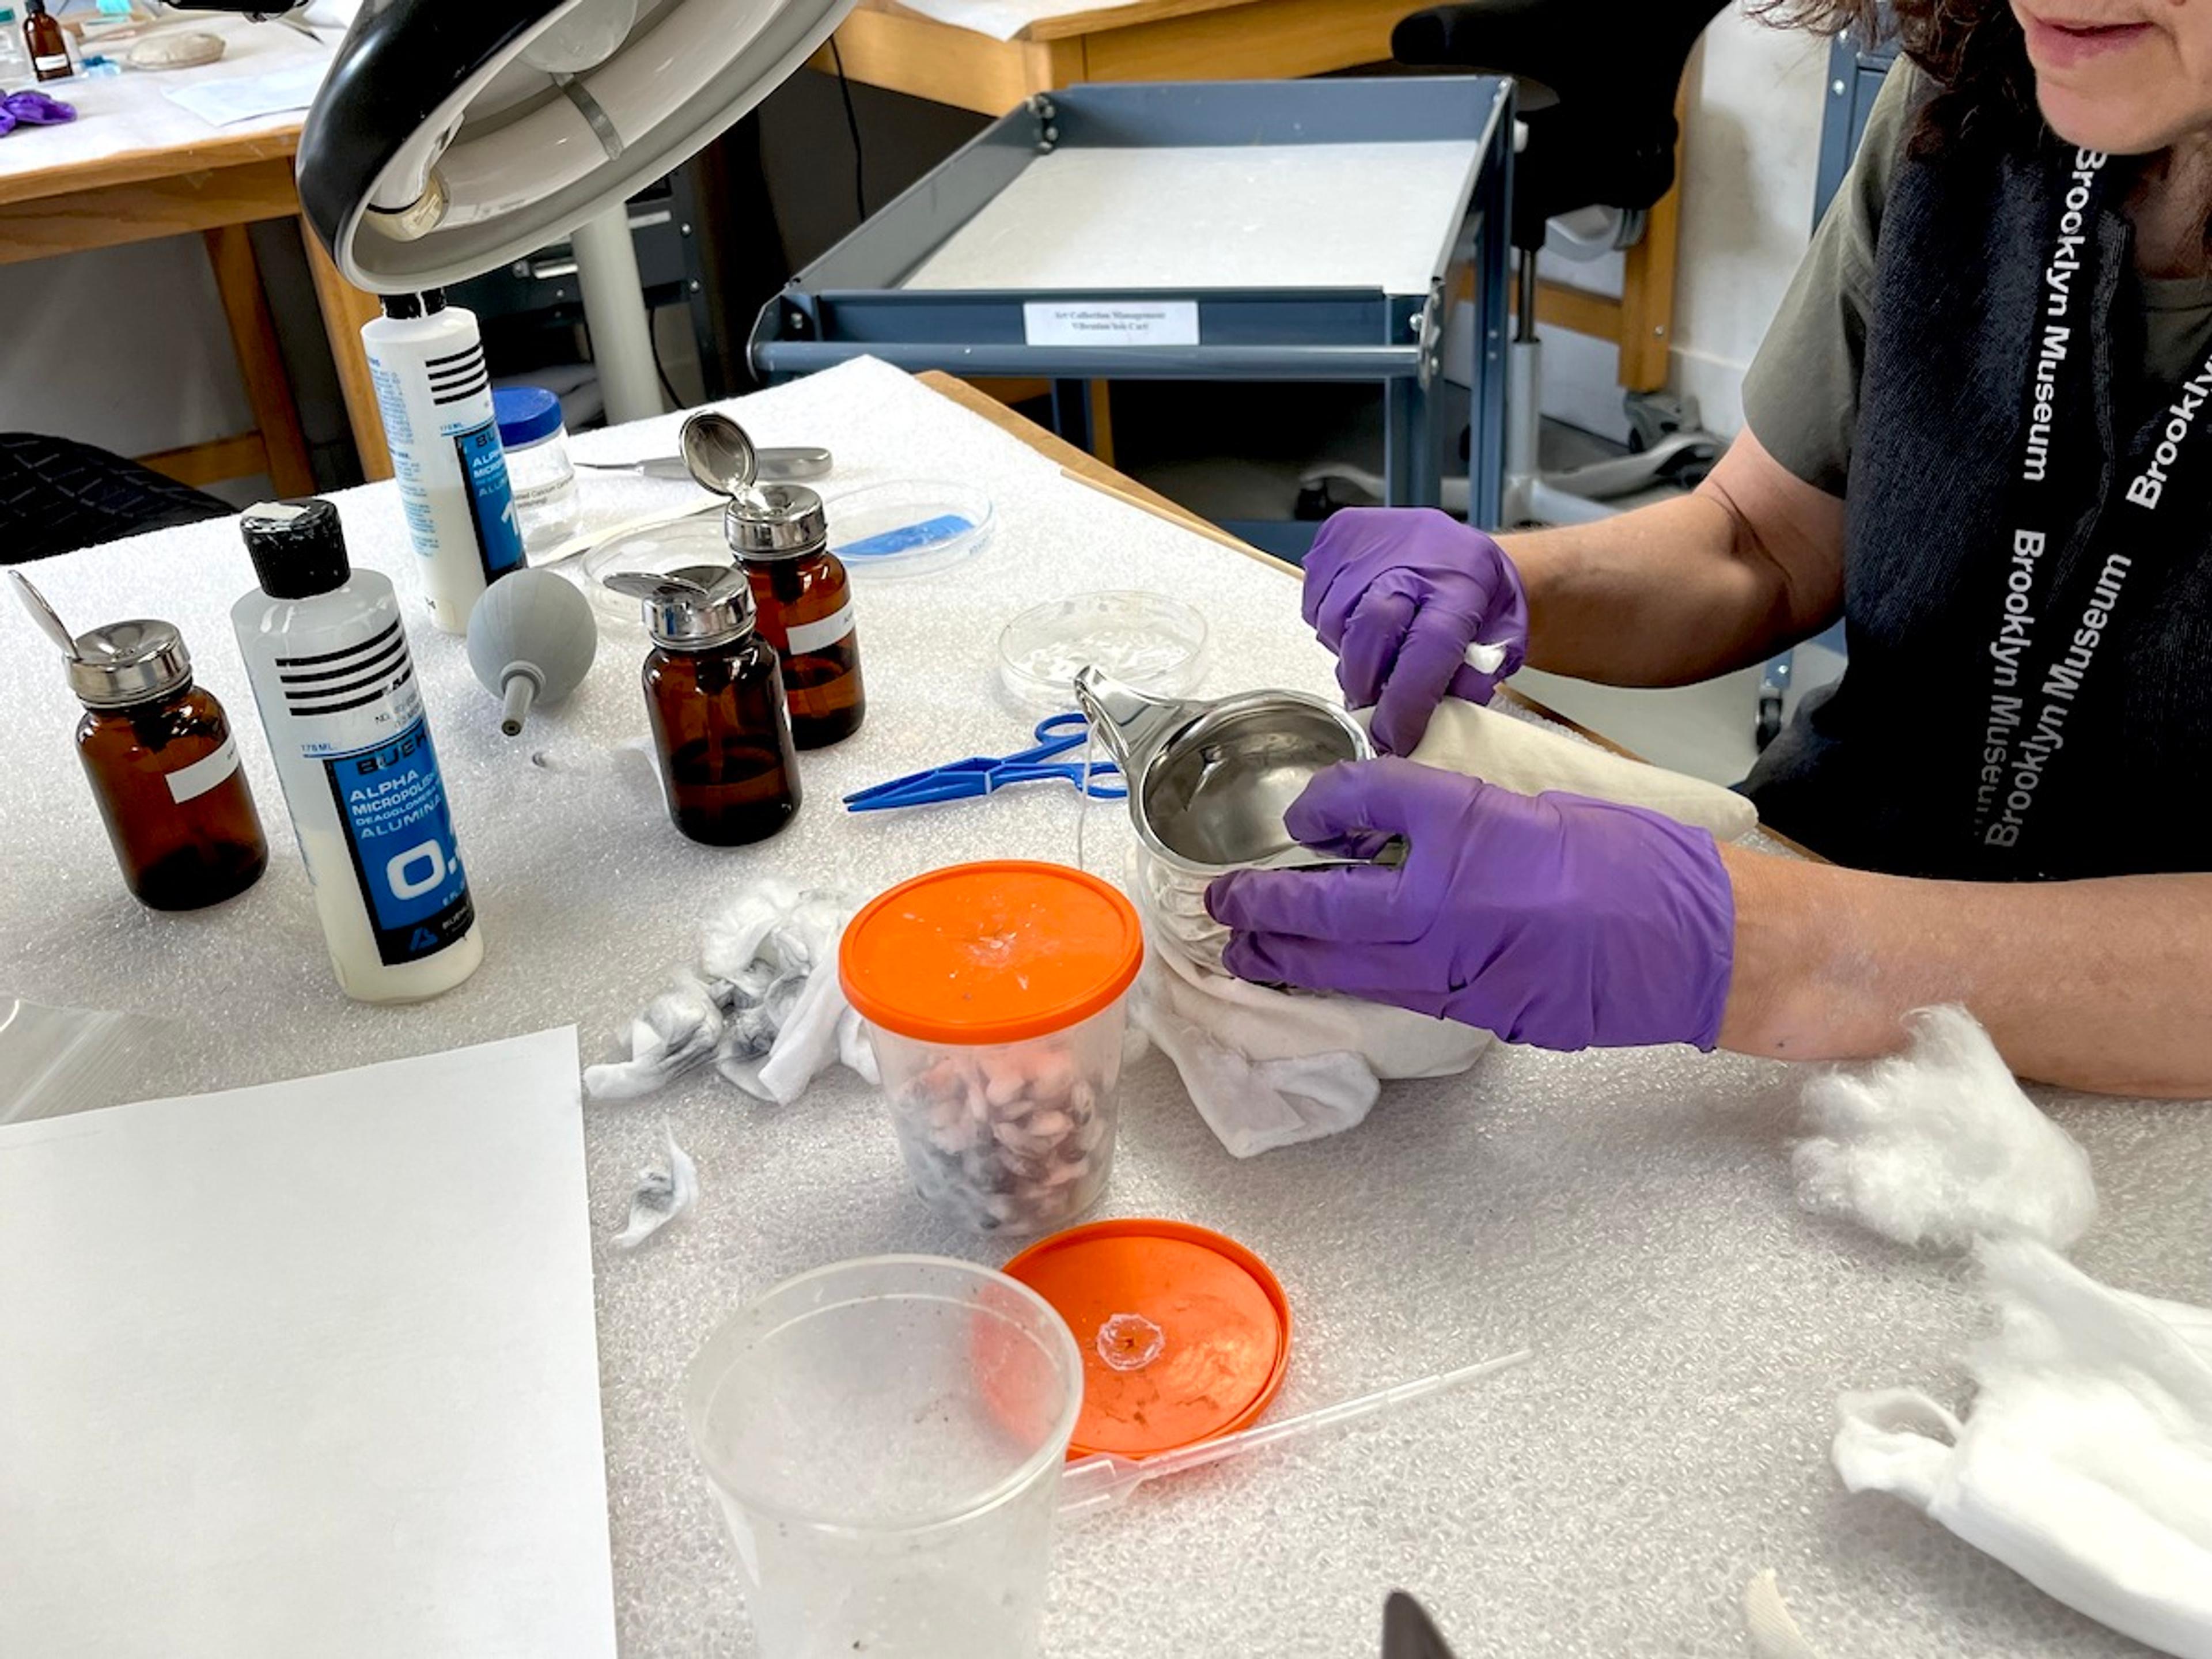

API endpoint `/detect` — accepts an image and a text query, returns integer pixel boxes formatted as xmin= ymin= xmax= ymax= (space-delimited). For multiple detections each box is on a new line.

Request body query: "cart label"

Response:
xmin=1022 ymin=301 xmax=1199 ymax=347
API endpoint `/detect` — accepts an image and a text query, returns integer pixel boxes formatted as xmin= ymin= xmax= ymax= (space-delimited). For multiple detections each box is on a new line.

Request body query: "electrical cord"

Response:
xmin=647 ymin=314 xmax=683 ymax=411
xmin=828 ymin=36 xmax=867 ymax=222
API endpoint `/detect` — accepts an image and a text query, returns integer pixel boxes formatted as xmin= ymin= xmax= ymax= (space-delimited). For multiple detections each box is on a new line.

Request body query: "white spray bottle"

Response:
xmin=360 ymin=290 xmax=525 ymax=634
xmin=231 ymin=498 xmax=485 ymax=1003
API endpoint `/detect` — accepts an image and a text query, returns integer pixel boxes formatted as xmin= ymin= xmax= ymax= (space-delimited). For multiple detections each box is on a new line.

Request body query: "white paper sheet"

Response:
xmin=891 ymin=0 xmax=1124 ymax=43
xmin=163 ymin=60 xmax=327 ymax=127
xmin=0 ymin=1028 xmax=616 ymax=1659
xmin=900 ymin=142 xmax=1482 ymax=297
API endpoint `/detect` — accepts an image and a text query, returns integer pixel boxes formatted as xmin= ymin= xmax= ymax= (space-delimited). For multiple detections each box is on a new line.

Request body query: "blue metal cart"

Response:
xmin=749 ymin=77 xmax=1517 ymax=534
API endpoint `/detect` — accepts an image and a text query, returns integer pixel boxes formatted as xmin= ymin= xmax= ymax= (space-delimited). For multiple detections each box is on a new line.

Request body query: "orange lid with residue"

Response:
xmin=839 ymin=861 xmax=1144 ymax=1048
xmin=1001 ymin=1218 xmax=1291 ymax=1460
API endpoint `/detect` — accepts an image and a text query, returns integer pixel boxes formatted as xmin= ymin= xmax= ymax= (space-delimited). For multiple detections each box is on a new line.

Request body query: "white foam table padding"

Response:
xmin=899 ymin=142 xmax=1481 ymax=298
xmin=0 ymin=1028 xmax=613 ymax=1659
xmin=2 ymin=358 xmax=2208 ymax=1657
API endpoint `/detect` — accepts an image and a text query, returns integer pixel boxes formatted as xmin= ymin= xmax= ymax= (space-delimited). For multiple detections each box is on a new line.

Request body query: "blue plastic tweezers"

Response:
xmin=843 ymin=712 xmax=1127 ymax=812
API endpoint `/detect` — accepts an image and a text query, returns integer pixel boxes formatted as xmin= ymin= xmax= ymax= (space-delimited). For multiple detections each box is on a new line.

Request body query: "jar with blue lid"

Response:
xmin=493 ymin=386 xmax=581 ymax=555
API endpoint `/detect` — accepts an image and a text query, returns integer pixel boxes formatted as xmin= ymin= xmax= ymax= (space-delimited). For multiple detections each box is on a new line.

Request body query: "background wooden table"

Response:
xmin=0 ymin=17 xmax=392 ymax=489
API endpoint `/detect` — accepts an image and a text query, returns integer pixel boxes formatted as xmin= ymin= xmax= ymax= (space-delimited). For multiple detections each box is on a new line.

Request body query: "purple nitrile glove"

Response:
xmin=1206 ymin=759 xmax=1736 ymax=1051
xmin=1302 ymin=507 xmax=1529 ymax=756
xmin=0 ymin=92 xmax=78 ymax=137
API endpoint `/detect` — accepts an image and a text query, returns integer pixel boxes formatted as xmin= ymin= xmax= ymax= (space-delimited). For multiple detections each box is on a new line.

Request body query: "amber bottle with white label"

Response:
xmin=728 ymin=483 xmax=865 ymax=749
xmin=12 ymin=575 xmax=267 ymax=911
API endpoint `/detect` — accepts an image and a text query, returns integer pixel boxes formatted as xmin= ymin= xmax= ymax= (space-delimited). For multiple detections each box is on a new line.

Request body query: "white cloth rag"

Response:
xmin=584 ymin=880 xmax=877 ymax=1107
xmin=1133 ymin=695 xmax=1759 ymax=1157
xmin=1794 ymin=1006 xmax=2096 ymax=1252
xmin=1834 ymin=1238 xmax=2212 ymax=1658
xmin=1400 ymin=696 xmax=1762 ymax=842
xmin=612 ymin=1122 xmax=699 ymax=1251
xmin=1131 ymin=908 xmax=1488 ymax=1157
xmin=1741 ymin=1570 xmax=1823 ymax=1659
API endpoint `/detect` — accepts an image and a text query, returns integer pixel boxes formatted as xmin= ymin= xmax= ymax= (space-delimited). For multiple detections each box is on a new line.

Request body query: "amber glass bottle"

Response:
xmin=728 ymin=483 xmax=865 ymax=749
xmin=22 ymin=0 xmax=71 ymax=82
xmin=10 ymin=577 xmax=269 ymax=911
xmin=608 ymin=565 xmax=802 ymax=847
xmin=77 ymin=680 xmax=268 ymax=910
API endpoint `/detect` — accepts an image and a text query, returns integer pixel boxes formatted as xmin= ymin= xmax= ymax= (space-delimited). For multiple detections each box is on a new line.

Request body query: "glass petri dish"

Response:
xmin=579 ymin=515 xmax=734 ymax=626
xmin=824 ymin=480 xmax=995 ymax=582
xmin=997 ymin=590 xmax=1211 ymax=714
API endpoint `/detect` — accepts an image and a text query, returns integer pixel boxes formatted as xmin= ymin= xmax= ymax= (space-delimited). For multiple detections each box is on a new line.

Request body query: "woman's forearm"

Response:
xmin=1505 ymin=494 xmax=1786 ymax=683
xmin=1503 ymin=430 xmax=1847 ymax=687
xmin=1718 ymin=848 xmax=2212 ymax=1097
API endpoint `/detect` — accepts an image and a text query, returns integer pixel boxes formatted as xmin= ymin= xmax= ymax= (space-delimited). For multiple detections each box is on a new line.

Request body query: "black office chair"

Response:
xmin=1 ymin=433 xmax=232 ymax=564
xmin=1306 ymin=0 xmax=1729 ymax=524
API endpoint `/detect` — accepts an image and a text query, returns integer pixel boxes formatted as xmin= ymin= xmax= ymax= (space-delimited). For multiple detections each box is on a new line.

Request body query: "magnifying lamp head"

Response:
xmin=297 ymin=0 xmax=858 ymax=292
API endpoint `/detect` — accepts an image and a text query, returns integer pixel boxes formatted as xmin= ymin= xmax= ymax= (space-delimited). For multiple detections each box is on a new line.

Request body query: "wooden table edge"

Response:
xmin=0 ymin=125 xmax=302 ymax=209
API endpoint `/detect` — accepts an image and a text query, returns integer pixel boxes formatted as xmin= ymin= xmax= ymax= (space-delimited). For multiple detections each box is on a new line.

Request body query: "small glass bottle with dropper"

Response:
xmin=12 ymin=571 xmax=267 ymax=911
xmin=605 ymin=564 xmax=803 ymax=846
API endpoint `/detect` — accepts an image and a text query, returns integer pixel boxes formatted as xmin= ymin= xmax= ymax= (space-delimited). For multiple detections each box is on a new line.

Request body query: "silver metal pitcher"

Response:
xmin=1074 ymin=665 xmax=1377 ymax=876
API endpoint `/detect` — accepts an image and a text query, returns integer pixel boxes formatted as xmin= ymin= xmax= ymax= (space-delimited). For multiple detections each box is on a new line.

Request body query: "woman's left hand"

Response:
xmin=1205 ymin=759 xmax=1737 ymax=1051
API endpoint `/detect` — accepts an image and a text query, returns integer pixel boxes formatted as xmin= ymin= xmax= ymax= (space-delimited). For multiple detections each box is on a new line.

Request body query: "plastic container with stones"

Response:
xmin=839 ymin=861 xmax=1144 ymax=1235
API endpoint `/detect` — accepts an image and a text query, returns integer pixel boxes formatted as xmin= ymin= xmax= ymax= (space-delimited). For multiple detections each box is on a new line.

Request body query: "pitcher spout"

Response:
xmin=1073 ymin=666 xmax=1195 ymax=778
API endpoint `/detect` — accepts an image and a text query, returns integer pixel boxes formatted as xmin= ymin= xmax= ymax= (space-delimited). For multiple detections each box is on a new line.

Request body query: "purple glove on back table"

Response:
xmin=0 ymin=92 xmax=76 ymax=139
xmin=1304 ymin=507 xmax=1530 ymax=755
xmin=1207 ymin=759 xmax=1737 ymax=1052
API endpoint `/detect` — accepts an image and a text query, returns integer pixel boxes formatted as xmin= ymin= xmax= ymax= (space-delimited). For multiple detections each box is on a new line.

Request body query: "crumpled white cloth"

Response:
xmin=1835 ymin=1238 xmax=2212 ymax=1659
xmin=584 ymin=880 xmax=877 ymax=1106
xmin=1741 ymin=1570 xmax=1823 ymax=1659
xmin=1794 ymin=1006 xmax=2097 ymax=1252
xmin=1130 ymin=695 xmax=1760 ymax=1157
xmin=1400 ymin=698 xmax=1762 ymax=842
xmin=613 ymin=1122 xmax=699 ymax=1251
xmin=1128 ymin=854 xmax=1490 ymax=1157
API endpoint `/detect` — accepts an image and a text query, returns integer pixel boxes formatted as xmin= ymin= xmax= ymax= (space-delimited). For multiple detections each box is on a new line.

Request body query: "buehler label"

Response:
xmin=453 ymin=419 xmax=525 ymax=583
xmin=321 ymin=718 xmax=475 ymax=965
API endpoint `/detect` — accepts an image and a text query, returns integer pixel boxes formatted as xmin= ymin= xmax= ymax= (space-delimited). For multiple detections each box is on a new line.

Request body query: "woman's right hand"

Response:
xmin=1302 ymin=507 xmax=1529 ymax=755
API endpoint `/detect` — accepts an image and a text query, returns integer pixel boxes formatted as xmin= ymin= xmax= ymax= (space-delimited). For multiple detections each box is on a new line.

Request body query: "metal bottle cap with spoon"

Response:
xmin=680 ymin=410 xmax=832 ymax=564
xmin=604 ymin=563 xmax=760 ymax=650
xmin=12 ymin=571 xmax=195 ymax=709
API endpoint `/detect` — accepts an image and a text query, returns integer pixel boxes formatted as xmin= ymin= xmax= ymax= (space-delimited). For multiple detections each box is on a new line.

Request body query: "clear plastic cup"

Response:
xmin=682 ymin=1256 xmax=1085 ymax=1659
xmin=871 ymin=1002 xmax=1128 ymax=1236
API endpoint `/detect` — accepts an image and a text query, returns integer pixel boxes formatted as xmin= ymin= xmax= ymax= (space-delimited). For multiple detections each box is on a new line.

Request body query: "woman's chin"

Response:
xmin=2035 ymin=81 xmax=2202 ymax=157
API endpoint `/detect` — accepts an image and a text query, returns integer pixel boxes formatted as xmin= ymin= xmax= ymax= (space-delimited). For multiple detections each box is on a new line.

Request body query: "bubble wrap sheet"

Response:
xmin=4 ymin=358 xmax=2209 ymax=1658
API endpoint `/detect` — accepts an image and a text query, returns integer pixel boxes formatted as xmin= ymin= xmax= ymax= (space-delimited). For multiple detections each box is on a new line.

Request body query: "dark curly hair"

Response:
xmin=1760 ymin=0 xmax=2044 ymax=153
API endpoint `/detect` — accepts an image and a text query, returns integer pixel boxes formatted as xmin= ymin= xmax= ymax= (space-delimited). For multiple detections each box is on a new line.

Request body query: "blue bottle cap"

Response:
xmin=494 ymin=386 xmax=565 ymax=448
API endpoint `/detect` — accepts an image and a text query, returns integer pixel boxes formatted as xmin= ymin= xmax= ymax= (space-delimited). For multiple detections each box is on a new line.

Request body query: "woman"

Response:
xmin=1209 ymin=0 xmax=2212 ymax=1096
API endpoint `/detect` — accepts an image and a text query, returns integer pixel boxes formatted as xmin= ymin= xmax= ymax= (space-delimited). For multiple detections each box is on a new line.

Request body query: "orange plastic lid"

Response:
xmin=1001 ymin=1219 xmax=1291 ymax=1460
xmin=840 ymin=861 xmax=1144 ymax=1047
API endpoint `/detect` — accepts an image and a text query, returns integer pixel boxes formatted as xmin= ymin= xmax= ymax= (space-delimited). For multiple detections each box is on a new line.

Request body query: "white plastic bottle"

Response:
xmin=232 ymin=498 xmax=485 ymax=1003
xmin=360 ymin=291 xmax=525 ymax=634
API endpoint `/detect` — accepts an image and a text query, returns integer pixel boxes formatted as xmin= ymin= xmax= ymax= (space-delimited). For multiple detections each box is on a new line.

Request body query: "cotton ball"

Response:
xmin=1793 ymin=1005 xmax=2096 ymax=1252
